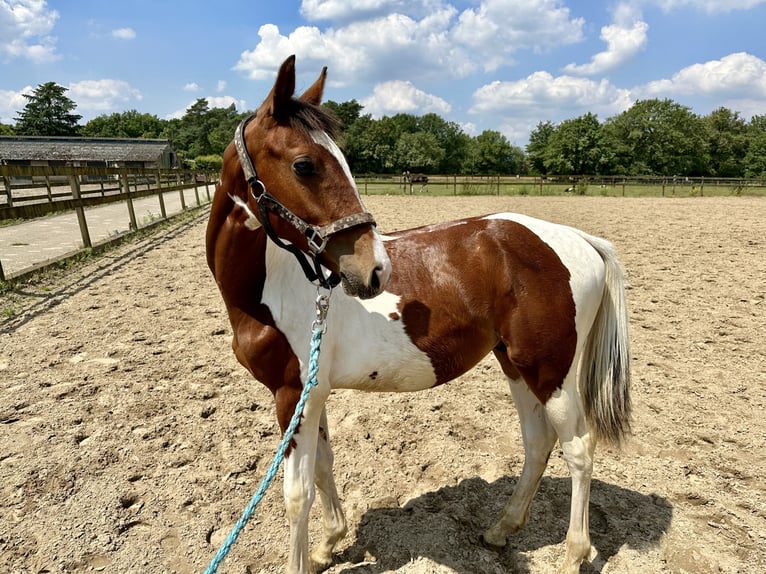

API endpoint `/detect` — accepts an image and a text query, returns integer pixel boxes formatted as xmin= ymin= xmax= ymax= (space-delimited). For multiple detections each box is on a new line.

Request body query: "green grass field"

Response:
xmin=355 ymin=175 xmax=766 ymax=198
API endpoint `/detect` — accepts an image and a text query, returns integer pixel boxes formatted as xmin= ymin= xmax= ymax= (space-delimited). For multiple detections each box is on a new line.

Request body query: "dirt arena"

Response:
xmin=1 ymin=195 xmax=764 ymax=574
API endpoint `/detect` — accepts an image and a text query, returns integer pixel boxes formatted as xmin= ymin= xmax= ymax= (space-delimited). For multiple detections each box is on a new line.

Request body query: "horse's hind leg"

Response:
xmin=310 ymin=406 xmax=347 ymax=572
xmin=482 ymin=365 xmax=557 ymax=545
xmin=543 ymin=372 xmax=596 ymax=574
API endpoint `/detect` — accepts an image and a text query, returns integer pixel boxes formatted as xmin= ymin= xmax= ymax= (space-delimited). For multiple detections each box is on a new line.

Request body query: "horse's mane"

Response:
xmin=281 ymin=99 xmax=342 ymax=140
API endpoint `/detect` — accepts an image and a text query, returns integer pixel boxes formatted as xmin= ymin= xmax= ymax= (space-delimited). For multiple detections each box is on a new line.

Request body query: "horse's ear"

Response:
xmin=268 ymin=55 xmax=297 ymax=120
xmin=299 ymin=66 xmax=327 ymax=106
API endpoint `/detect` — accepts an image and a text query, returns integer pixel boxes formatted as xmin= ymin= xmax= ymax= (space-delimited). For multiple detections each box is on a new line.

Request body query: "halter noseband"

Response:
xmin=234 ymin=113 xmax=376 ymax=289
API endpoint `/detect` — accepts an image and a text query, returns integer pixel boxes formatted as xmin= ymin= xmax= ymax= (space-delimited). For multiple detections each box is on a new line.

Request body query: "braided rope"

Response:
xmin=204 ymin=322 xmax=325 ymax=574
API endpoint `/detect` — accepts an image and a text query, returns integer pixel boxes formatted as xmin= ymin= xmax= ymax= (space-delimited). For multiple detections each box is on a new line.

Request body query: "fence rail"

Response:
xmin=355 ymin=174 xmax=766 ymax=197
xmin=0 ymin=164 xmax=217 ymax=281
xmin=1 ymin=164 xmax=216 ymax=218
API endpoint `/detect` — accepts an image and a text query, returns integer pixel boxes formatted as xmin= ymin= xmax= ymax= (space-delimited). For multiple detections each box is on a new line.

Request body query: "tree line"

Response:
xmin=4 ymin=81 xmax=766 ymax=178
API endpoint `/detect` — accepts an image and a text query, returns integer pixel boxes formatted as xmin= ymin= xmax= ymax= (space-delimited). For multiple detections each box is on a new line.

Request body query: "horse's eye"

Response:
xmin=293 ymin=159 xmax=315 ymax=176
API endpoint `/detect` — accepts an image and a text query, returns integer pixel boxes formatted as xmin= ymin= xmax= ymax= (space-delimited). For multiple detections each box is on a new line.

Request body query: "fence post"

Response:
xmin=69 ymin=174 xmax=92 ymax=249
xmin=156 ymin=169 xmax=167 ymax=219
xmin=193 ymin=172 xmax=201 ymax=206
xmin=2 ymin=173 xmax=13 ymax=207
xmin=204 ymin=172 xmax=212 ymax=201
xmin=45 ymin=175 xmax=53 ymax=202
xmin=178 ymin=173 xmax=186 ymax=210
xmin=120 ymin=169 xmax=138 ymax=231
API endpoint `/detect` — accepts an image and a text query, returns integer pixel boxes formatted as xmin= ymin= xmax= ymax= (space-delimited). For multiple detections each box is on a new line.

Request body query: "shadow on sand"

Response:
xmin=335 ymin=475 xmax=672 ymax=573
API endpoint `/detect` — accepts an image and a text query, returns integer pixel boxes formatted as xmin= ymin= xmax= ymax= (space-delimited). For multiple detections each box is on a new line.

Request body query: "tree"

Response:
xmin=465 ymin=130 xmax=524 ymax=174
xmin=344 ymin=114 xmax=409 ymax=173
xmin=526 ymin=121 xmax=555 ymax=174
xmin=543 ymin=113 xmax=607 ymax=175
xmin=743 ymin=115 xmax=766 ymax=177
xmin=743 ymin=133 xmax=766 ymax=177
xmin=323 ymin=99 xmax=363 ymax=130
xmin=14 ymin=82 xmax=82 ymax=136
xmin=163 ymin=100 xmax=244 ymax=162
xmin=703 ymin=107 xmax=748 ymax=177
xmin=417 ymin=113 xmax=469 ymax=173
xmin=81 ymin=110 xmax=165 ymax=139
xmin=602 ymin=99 xmax=708 ymax=175
xmin=393 ymin=131 xmax=445 ymax=173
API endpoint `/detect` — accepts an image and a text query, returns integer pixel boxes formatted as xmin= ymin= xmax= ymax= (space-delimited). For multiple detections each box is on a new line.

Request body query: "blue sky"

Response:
xmin=2 ymin=0 xmax=766 ymax=145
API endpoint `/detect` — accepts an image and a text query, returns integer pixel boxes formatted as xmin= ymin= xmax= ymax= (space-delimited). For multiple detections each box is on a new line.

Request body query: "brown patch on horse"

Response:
xmin=206 ymin=198 xmax=305 ymax=435
xmin=386 ymin=216 xmax=577 ymax=403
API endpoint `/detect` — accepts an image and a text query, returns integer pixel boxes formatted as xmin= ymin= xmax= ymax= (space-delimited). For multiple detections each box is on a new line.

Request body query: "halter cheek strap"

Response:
xmin=233 ymin=114 xmax=376 ymax=289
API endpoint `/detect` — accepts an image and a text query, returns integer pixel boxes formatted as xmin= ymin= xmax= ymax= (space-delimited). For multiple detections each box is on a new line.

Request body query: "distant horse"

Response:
xmin=206 ymin=56 xmax=631 ymax=574
xmin=401 ymin=170 xmax=429 ymax=193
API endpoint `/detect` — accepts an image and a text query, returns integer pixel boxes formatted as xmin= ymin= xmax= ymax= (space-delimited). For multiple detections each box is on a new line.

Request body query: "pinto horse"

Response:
xmin=206 ymin=56 xmax=631 ymax=574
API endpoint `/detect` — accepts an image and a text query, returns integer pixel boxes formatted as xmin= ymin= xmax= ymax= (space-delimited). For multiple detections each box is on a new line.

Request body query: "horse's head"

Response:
xmin=227 ymin=55 xmax=390 ymax=299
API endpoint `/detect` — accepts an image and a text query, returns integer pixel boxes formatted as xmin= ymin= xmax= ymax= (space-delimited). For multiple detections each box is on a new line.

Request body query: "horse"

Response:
xmin=206 ymin=56 xmax=631 ymax=574
xmin=401 ymin=171 xmax=429 ymax=193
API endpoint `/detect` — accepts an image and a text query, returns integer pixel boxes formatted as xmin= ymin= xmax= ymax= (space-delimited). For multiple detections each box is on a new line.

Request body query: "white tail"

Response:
xmin=578 ymin=233 xmax=632 ymax=446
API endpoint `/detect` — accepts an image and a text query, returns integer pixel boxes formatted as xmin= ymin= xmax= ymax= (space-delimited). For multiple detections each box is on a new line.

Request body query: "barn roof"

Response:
xmin=0 ymin=135 xmax=173 ymax=163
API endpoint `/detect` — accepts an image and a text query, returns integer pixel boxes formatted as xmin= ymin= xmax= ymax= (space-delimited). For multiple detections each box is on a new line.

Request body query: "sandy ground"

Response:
xmin=1 ymin=195 xmax=764 ymax=574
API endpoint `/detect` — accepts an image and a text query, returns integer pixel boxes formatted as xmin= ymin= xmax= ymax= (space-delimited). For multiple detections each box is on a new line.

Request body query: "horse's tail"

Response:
xmin=577 ymin=233 xmax=632 ymax=447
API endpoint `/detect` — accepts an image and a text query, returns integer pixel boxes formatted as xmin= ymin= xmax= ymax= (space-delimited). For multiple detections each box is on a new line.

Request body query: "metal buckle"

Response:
xmin=305 ymin=227 xmax=328 ymax=254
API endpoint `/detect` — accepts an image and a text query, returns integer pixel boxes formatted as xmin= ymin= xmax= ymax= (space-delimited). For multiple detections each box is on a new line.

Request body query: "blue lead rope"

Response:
xmin=204 ymin=290 xmax=331 ymax=574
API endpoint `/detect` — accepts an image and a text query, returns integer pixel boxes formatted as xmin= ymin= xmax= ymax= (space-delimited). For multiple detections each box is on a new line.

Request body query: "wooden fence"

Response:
xmin=355 ymin=174 xmax=766 ymax=197
xmin=0 ymin=164 xmax=216 ymax=281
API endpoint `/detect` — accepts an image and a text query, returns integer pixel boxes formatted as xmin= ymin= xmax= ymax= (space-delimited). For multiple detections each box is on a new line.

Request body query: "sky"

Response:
xmin=2 ymin=0 xmax=766 ymax=146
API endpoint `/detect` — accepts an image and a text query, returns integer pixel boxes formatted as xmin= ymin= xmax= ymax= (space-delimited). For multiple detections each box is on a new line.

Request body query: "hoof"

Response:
xmin=310 ymin=553 xmax=333 ymax=573
xmin=480 ymin=529 xmax=507 ymax=548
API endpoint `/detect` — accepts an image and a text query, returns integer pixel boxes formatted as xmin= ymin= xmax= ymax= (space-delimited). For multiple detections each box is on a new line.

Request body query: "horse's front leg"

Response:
xmin=280 ymin=384 xmax=330 ymax=574
xmin=310 ymin=406 xmax=347 ymax=571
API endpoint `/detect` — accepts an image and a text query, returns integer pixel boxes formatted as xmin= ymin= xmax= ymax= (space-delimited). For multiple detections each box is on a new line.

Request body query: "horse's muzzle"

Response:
xmin=337 ymin=234 xmax=391 ymax=299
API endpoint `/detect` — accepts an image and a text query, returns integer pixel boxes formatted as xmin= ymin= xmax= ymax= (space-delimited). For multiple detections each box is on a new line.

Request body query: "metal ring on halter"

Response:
xmin=249 ymin=179 xmax=267 ymax=200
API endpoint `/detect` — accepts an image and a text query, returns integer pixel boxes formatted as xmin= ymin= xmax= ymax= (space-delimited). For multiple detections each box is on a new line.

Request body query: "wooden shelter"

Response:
xmin=0 ymin=135 xmax=178 ymax=170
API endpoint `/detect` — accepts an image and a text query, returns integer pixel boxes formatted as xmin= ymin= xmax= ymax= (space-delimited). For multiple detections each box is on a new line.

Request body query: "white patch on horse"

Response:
xmin=262 ymin=241 xmax=436 ymax=393
xmin=311 ymin=130 xmax=357 ymax=194
xmin=228 ymin=193 xmax=260 ymax=230
xmin=355 ymin=289 xmax=400 ymax=319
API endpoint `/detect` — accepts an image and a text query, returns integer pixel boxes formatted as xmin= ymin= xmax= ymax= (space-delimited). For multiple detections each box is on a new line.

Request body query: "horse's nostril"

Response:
xmin=370 ymin=268 xmax=381 ymax=293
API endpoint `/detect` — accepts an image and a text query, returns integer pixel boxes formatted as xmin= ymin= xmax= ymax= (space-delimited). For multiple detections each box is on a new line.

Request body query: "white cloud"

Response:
xmin=471 ymin=71 xmax=633 ymax=117
xmin=216 ymin=80 xmax=227 ymax=93
xmin=234 ymin=1 xmax=585 ymax=83
xmin=652 ymin=0 xmax=766 ymax=13
xmin=0 ymin=86 xmax=33 ymax=123
xmin=453 ymin=0 xmax=584 ymax=70
xmin=111 ymin=27 xmax=136 ymax=40
xmin=639 ymin=52 xmax=766 ymax=98
xmin=183 ymin=82 xmax=201 ymax=92
xmin=233 ymin=12 xmax=460 ymax=85
xmin=300 ymin=0 xmax=409 ymax=21
xmin=0 ymin=0 xmax=60 ymax=63
xmin=360 ymin=80 xmax=451 ymax=117
xmin=205 ymin=95 xmax=245 ymax=110
xmin=67 ymin=79 xmax=142 ymax=113
xmin=564 ymin=19 xmax=648 ymax=76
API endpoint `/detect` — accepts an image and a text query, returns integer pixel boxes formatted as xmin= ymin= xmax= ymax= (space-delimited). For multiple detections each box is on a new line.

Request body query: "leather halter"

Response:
xmin=233 ymin=113 xmax=376 ymax=289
